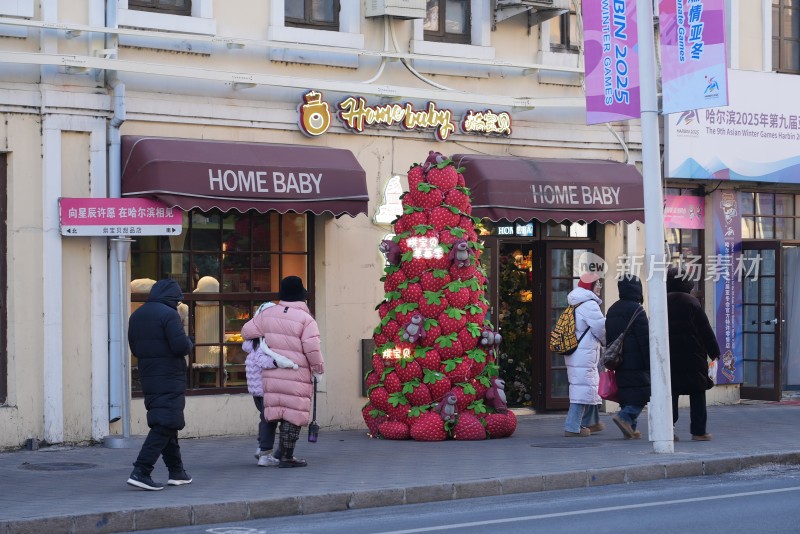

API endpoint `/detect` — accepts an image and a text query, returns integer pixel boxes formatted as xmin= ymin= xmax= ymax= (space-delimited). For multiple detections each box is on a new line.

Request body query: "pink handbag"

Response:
xmin=599 ymin=369 xmax=619 ymax=403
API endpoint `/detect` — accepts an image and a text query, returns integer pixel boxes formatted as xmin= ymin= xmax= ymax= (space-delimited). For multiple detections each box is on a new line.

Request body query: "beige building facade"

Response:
xmin=1 ymin=1 xmax=777 ymax=450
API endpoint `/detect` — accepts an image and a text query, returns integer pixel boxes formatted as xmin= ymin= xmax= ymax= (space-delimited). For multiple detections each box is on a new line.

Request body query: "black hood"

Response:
xmin=147 ymin=278 xmax=183 ymax=309
xmin=618 ymin=275 xmax=644 ymax=303
xmin=666 ymin=267 xmax=694 ymax=294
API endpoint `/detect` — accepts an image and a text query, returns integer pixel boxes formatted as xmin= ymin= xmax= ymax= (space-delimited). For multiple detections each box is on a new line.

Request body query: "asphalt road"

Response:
xmin=146 ymin=464 xmax=800 ymax=534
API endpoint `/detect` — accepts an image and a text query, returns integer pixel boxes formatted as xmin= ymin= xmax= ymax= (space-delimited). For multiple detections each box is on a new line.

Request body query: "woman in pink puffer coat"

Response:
xmin=241 ymin=276 xmax=324 ymax=468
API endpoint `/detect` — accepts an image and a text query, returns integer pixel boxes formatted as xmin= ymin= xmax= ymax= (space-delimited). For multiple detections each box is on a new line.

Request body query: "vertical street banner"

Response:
xmin=583 ymin=0 xmax=641 ymax=125
xmin=711 ymin=190 xmax=742 ymax=384
xmin=659 ymin=0 xmax=729 ymax=114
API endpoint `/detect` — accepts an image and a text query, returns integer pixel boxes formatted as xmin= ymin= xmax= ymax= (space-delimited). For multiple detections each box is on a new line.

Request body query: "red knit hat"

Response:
xmin=578 ymin=272 xmax=601 ymax=290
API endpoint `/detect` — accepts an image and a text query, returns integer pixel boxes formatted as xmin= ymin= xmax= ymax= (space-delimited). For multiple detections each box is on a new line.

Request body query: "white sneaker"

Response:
xmin=257 ymin=454 xmax=280 ymax=467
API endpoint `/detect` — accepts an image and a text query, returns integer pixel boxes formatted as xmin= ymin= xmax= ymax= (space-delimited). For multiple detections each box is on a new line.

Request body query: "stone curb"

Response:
xmin=2 ymin=452 xmax=799 ymax=534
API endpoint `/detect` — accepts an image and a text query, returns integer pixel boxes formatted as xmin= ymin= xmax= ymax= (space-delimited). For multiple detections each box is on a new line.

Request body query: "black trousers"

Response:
xmin=672 ymin=390 xmax=708 ymax=436
xmin=133 ymin=425 xmax=183 ymax=475
xmin=253 ymin=396 xmax=278 ymax=451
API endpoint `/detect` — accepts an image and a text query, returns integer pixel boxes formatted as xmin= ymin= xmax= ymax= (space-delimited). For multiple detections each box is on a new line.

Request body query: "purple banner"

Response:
xmin=583 ymin=0 xmax=641 ymax=125
xmin=711 ymin=190 xmax=742 ymax=384
xmin=659 ymin=0 xmax=729 ymax=114
xmin=664 ymin=194 xmax=704 ymax=229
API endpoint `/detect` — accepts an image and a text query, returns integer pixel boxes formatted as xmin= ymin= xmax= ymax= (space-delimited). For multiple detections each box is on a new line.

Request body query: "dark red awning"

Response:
xmin=121 ymin=136 xmax=368 ymax=217
xmin=452 ymin=154 xmax=645 ymax=224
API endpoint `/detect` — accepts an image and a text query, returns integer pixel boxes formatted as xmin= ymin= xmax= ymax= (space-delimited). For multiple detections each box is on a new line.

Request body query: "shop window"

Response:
xmin=549 ymin=10 xmax=580 ymax=54
xmin=741 ymin=191 xmax=799 ymax=240
xmin=772 ymin=0 xmax=800 ymax=74
xmin=544 ymin=221 xmax=593 ymax=239
xmin=285 ymin=0 xmax=339 ymax=31
xmin=128 ymin=0 xmax=191 ymax=15
xmin=424 ymin=0 xmax=470 ymax=44
xmin=130 ymin=209 xmax=312 ymax=394
xmin=665 ymin=188 xmax=705 ymax=299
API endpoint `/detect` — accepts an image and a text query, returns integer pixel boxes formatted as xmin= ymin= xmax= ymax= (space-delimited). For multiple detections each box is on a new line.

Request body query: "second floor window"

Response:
xmin=550 ymin=10 xmax=580 ymax=53
xmin=128 ymin=0 xmax=191 ymax=16
xmin=424 ymin=0 xmax=470 ymax=44
xmin=772 ymin=0 xmax=800 ymax=74
xmin=286 ymin=0 xmax=339 ymax=31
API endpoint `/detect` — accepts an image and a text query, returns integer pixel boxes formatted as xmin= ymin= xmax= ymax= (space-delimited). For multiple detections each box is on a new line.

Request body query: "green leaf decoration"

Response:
xmin=417 ymin=182 xmax=434 ymax=192
xmin=397 ymin=280 xmax=411 ymax=290
xmin=456 ymin=166 xmax=465 ymax=173
xmin=422 ymin=369 xmax=445 ymax=384
xmin=446 ymin=226 xmax=467 ymax=237
xmin=432 ymin=269 xmax=449 ymax=278
xmin=409 ymin=405 xmax=431 ymax=417
xmin=396 ymin=302 xmax=419 ymax=314
xmin=442 ymin=204 xmax=460 ymax=215
xmin=412 ymin=224 xmax=435 ymax=235
xmin=466 ymin=303 xmax=482 ymax=314
xmin=424 ymin=318 xmax=440 ymax=330
xmin=445 ymin=280 xmax=467 ymax=291
xmin=441 ymin=357 xmax=463 ymax=372
xmin=368 ymin=409 xmax=387 ymax=418
xmin=403 ymin=205 xmax=424 ymax=214
xmin=445 ymin=307 xmax=467 ymax=319
xmin=401 ymin=250 xmax=414 ymax=262
xmin=415 ymin=346 xmax=432 ymax=357
xmin=466 ymin=323 xmax=482 ymax=336
xmin=466 ymin=348 xmax=487 ymax=363
xmin=467 ymin=399 xmax=487 ymax=414
xmin=465 ymin=278 xmax=481 ymax=291
xmin=388 ymin=392 xmax=409 ymax=407
xmin=440 ymin=243 xmax=453 ymax=254
xmin=385 ymin=291 xmax=402 ymax=301
xmin=461 ymin=383 xmax=477 ymax=395
xmin=437 ymin=158 xmax=453 ymax=168
xmin=435 ymin=333 xmax=457 ymax=347
xmin=456 ymin=185 xmax=470 ymax=194
xmin=366 ymin=384 xmax=381 ymax=395
xmin=423 ymin=291 xmax=444 ymax=304
xmin=381 ymin=368 xmax=394 ymax=381
xmin=478 ymin=376 xmax=491 ymax=387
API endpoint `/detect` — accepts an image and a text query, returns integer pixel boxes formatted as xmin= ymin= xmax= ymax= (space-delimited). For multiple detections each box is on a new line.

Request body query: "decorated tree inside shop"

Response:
xmin=363 ymin=151 xmax=517 ymax=441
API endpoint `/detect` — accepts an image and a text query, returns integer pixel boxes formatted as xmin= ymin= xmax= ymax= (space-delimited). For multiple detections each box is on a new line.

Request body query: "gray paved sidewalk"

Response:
xmin=1 ymin=403 xmax=799 ymax=533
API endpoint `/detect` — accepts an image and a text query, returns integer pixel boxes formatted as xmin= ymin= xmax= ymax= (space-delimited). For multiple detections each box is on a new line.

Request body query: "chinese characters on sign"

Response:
xmin=659 ymin=0 xmax=728 ymax=114
xmin=297 ymin=90 xmax=511 ymax=141
xmin=59 ymin=198 xmax=183 ymax=237
xmin=712 ymin=190 xmax=742 ymax=384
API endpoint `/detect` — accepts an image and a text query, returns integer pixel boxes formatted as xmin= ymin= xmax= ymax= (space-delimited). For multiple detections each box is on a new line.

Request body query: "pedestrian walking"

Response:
xmin=126 ymin=278 xmax=194 ymax=491
xmin=243 ymin=302 xmax=300 ymax=467
xmin=606 ymin=275 xmax=651 ymax=439
xmin=241 ymin=276 xmax=325 ymax=467
xmin=666 ymin=266 xmax=721 ymax=441
xmin=564 ymin=272 xmax=606 ymax=437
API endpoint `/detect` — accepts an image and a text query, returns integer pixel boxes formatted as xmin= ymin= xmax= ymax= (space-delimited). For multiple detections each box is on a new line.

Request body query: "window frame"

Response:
xmin=549 ymin=10 xmax=580 ymax=54
xmin=128 ymin=0 xmax=191 ymax=16
xmin=772 ymin=0 xmax=800 ymax=74
xmin=130 ymin=209 xmax=315 ymax=395
xmin=285 ymin=0 xmax=340 ymax=31
xmin=424 ymin=0 xmax=471 ymax=45
xmin=664 ymin=187 xmax=706 ymax=303
xmin=741 ymin=191 xmax=799 ymax=240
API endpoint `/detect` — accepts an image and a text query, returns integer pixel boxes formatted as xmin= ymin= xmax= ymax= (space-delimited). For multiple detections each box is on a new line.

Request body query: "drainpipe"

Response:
xmin=106 ymin=0 xmax=126 ymax=424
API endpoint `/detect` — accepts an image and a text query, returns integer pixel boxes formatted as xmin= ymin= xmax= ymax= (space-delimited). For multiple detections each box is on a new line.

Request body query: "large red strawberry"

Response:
xmin=400 ymin=281 xmax=423 ymax=303
xmin=421 ymin=322 xmax=441 ymax=348
xmin=444 ymin=188 xmax=470 ymax=214
xmin=371 ymin=353 xmax=386 ymax=376
xmin=407 ymin=164 xmax=425 ymax=190
xmin=365 ymin=370 xmax=381 ymax=390
xmin=429 ymin=206 xmax=460 ymax=231
xmin=438 ymin=308 xmax=467 ymax=335
xmin=416 ymin=348 xmax=441 ymax=371
xmin=400 ymin=255 xmax=427 ymax=279
xmin=457 ymin=327 xmax=479 ymax=351
xmin=426 ymin=163 xmax=458 ymax=191
xmin=410 ymin=183 xmax=444 ymax=209
xmin=437 ymin=337 xmax=463 ymax=360
xmin=362 ymin=405 xmax=387 ymax=438
xmin=368 ymin=386 xmax=390 ymax=412
xmin=405 ymin=380 xmax=432 ymax=406
xmin=382 ymin=320 xmax=401 ymax=342
xmin=395 ymin=359 xmax=423 ymax=383
xmin=456 ymin=172 xmax=466 ymax=187
xmin=443 ymin=282 xmax=470 ymax=309
xmin=449 ymin=384 xmax=476 ymax=411
xmin=419 ymin=269 xmax=450 ymax=292
xmin=379 ymin=421 xmax=410 ymax=440
xmin=485 ymin=411 xmax=516 ymax=438
xmin=449 ymin=262 xmax=477 ymax=281
xmin=452 ymin=413 xmax=486 ymax=441
xmin=424 ymin=372 xmax=451 ymax=403
xmin=383 ymin=271 xmax=406 ymax=293
xmin=418 ymin=292 xmax=448 ymax=317
xmin=442 ymin=355 xmax=470 ymax=382
xmin=409 ymin=412 xmax=447 ymax=441
xmin=387 ymin=395 xmax=411 ymax=424
xmin=384 ymin=371 xmax=402 ymax=394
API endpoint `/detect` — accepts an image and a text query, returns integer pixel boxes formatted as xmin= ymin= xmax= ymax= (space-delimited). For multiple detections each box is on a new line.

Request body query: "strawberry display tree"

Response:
xmin=363 ymin=151 xmax=517 ymax=441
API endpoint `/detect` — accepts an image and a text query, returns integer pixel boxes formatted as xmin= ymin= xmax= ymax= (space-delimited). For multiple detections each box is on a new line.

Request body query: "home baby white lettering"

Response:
xmin=208 ymin=169 xmax=322 ymax=194
xmin=580 ymin=186 xmax=620 ymax=205
xmin=530 ymin=184 xmax=580 ymax=205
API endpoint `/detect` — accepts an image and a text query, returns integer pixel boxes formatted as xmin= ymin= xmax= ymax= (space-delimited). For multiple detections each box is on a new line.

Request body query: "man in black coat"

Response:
xmin=666 ymin=267 xmax=721 ymax=441
xmin=126 ymin=278 xmax=194 ymax=491
xmin=606 ymin=275 xmax=650 ymax=439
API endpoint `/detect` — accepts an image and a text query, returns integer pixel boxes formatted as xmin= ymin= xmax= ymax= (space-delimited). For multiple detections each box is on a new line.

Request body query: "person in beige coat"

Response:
xmin=241 ymin=276 xmax=324 ymax=468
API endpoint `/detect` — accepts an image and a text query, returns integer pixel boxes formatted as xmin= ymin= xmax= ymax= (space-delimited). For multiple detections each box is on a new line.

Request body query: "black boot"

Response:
xmin=279 ymin=447 xmax=307 ymax=468
xmin=127 ymin=468 xmax=164 ymax=491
